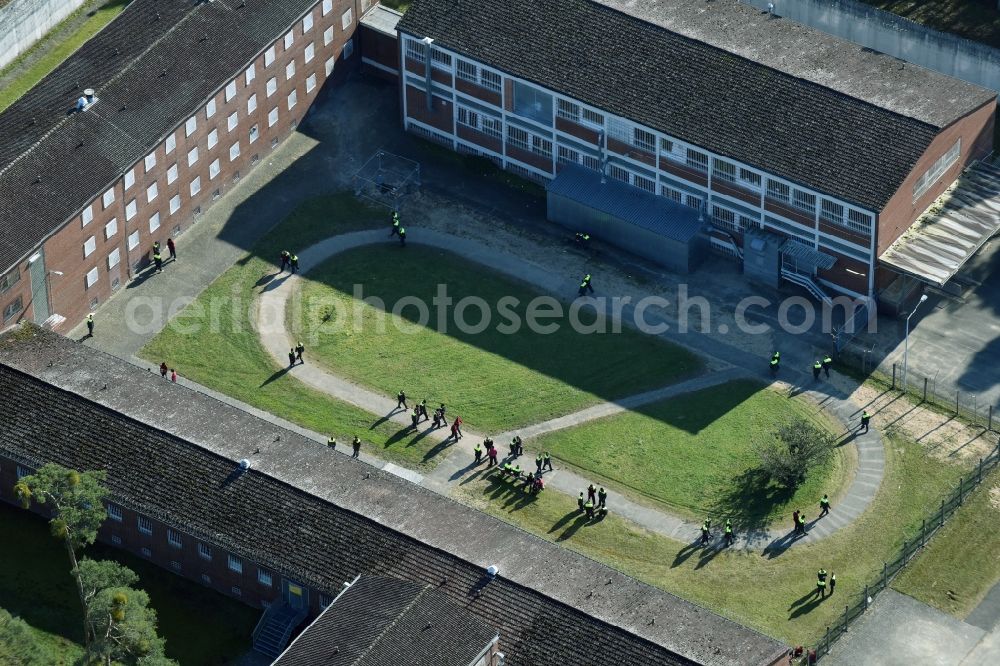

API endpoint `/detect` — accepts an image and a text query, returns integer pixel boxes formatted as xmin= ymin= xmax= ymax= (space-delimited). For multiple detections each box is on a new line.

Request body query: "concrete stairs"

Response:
xmin=252 ymin=602 xmax=307 ymax=660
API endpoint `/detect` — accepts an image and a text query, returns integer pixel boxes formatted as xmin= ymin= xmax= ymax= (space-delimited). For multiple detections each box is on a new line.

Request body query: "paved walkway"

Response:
xmin=255 ymin=228 xmax=886 ymax=550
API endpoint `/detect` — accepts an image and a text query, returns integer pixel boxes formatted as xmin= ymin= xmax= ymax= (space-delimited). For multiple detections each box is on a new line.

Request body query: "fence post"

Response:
xmin=842 ymin=606 xmax=848 ymax=635
xmin=979 ymin=458 xmax=984 ymax=484
xmin=990 ymin=405 xmax=993 ymax=432
xmin=940 ymin=499 xmax=945 ymax=527
xmin=864 ymin=585 xmax=869 ymax=610
xmin=882 ymin=562 xmax=888 ymax=590
xmin=825 ymin=626 xmax=831 ymax=655
xmin=923 ymin=377 xmax=928 ymax=402
xmin=959 ymin=476 xmax=964 ymax=506
xmin=956 ymin=390 xmax=960 ymax=416
xmin=892 ymin=363 xmax=896 ymax=389
xmin=903 ymin=539 xmax=908 ymax=562
xmin=921 ymin=519 xmax=926 ymax=549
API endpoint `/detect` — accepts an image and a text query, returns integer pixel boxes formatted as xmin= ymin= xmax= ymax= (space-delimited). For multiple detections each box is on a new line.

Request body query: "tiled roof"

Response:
xmin=398 ymin=0 xmax=995 ymax=213
xmin=0 ymin=0 xmax=319 ymax=274
xmin=275 ymin=576 xmax=498 ymax=666
xmin=0 ymin=325 xmax=789 ymax=666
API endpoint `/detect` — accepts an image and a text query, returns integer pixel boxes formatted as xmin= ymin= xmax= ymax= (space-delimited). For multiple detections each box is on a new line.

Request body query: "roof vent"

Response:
xmin=486 ymin=565 xmax=499 ymax=578
xmin=239 ymin=458 xmax=252 ymax=470
xmin=767 ymin=2 xmax=775 ymax=14
xmin=75 ymin=88 xmax=97 ymax=112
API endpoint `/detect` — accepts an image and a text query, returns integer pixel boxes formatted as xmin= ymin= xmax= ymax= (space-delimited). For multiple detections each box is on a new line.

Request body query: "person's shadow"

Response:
xmin=788 ymin=588 xmax=829 ymax=619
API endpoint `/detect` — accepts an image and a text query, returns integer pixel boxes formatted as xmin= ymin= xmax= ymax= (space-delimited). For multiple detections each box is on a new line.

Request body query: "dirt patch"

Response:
xmin=990 ymin=485 xmax=1000 ymax=512
xmin=850 ymin=382 xmax=996 ymax=463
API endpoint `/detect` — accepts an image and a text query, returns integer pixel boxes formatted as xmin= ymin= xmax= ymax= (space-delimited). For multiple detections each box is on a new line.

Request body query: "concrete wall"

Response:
xmin=746 ymin=0 xmax=1000 ymax=92
xmin=0 ymin=0 xmax=89 ymax=71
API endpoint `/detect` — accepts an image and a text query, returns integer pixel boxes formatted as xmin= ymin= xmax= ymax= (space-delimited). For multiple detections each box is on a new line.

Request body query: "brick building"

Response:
xmin=396 ymin=0 xmax=1000 ymax=312
xmin=0 ymin=324 xmax=790 ymax=666
xmin=0 ymin=0 xmax=379 ymax=333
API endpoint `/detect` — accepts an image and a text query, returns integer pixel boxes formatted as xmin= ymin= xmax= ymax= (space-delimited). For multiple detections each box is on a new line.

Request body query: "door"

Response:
xmin=28 ymin=251 xmax=49 ymax=323
xmin=282 ymin=579 xmax=308 ymax=610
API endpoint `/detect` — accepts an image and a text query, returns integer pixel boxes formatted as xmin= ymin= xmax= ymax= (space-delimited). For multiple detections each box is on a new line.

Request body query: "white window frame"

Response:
xmin=322 ymin=0 xmax=332 ymax=16
xmin=167 ymin=164 xmax=178 ymax=185
xmin=341 ymin=8 xmax=353 ymax=30
xmin=324 ymin=26 xmax=334 ymax=46
xmin=185 ymin=116 xmax=197 ymax=137
xmin=165 ymin=133 xmax=176 ymax=154
xmin=306 ymin=73 xmax=316 ymax=93
xmin=146 ymin=182 xmax=158 ymax=203
xmin=325 ymin=56 xmax=335 ymax=76
xmin=208 ymin=128 xmax=218 ymax=149
xmin=187 ymin=146 xmax=199 ymax=167
xmin=767 ymin=179 xmax=791 ymax=204
xmin=265 ymin=45 xmax=276 ymax=67
xmin=248 ymin=93 xmax=257 ymax=113
xmin=137 ymin=515 xmax=153 ymax=535
xmin=85 ymin=267 xmax=99 ymax=289
xmin=245 ymin=64 xmax=256 ymax=86
xmin=82 ymin=205 xmax=94 ymax=226
xmin=104 ymin=218 xmax=118 ymax=239
xmin=169 ymin=195 xmax=181 ymax=215
xmin=266 ymin=77 xmax=277 ymax=97
xmin=123 ymin=168 xmax=135 ymax=191
xmin=302 ymin=13 xmax=313 ymax=33
xmin=228 ymin=554 xmax=243 ymax=573
xmin=228 ymin=111 xmax=238 ymax=132
xmin=406 ymin=39 xmax=426 ymax=64
xmin=305 ymin=42 xmax=315 ymax=64
xmin=83 ymin=236 xmax=96 ymax=257
xmin=149 ymin=212 xmax=160 ymax=233
xmin=125 ymin=199 xmax=137 ymax=221
xmin=167 ymin=528 xmax=183 ymax=548
xmin=286 ymin=60 xmax=296 ymax=81
xmin=209 ymin=158 xmax=221 ymax=180
xmin=284 ymin=30 xmax=294 ymax=50
xmin=206 ymin=98 xmax=217 ymax=119
xmin=287 ymin=89 xmax=297 ymax=110
xmin=127 ymin=230 xmax=139 ymax=250
xmin=225 ymin=80 xmax=237 ymax=103
xmin=190 ymin=176 xmax=201 ymax=197
xmin=107 ymin=247 xmax=120 ymax=269
xmin=249 ymin=124 xmax=259 ymax=144
xmin=144 ymin=152 xmax=157 ymax=172
xmin=268 ymin=107 xmax=279 ymax=128
xmin=107 ymin=504 xmax=123 ymax=522
xmin=230 ymin=141 xmax=241 ymax=161
xmin=343 ymin=39 xmax=353 ymax=59
xmin=102 ymin=188 xmax=115 ymax=209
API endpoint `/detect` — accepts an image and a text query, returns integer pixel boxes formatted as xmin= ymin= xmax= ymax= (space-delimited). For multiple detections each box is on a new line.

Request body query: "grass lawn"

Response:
xmin=380 ymin=0 xmax=411 ymax=13
xmin=141 ymin=194 xmax=450 ymax=469
xmin=859 ymin=1 xmax=1000 ymax=48
xmin=0 ymin=502 xmax=257 ymax=665
xmin=454 ymin=432 xmax=968 ymax=647
xmin=0 ymin=0 xmax=132 ymax=113
xmin=892 ymin=464 xmax=1000 ymax=618
xmin=290 ymin=246 xmax=702 ymax=433
xmin=532 ymin=379 xmax=850 ymax=525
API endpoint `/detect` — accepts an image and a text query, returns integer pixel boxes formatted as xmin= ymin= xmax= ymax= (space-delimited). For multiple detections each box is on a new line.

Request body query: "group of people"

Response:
xmin=278 ymin=250 xmax=300 ymax=273
xmin=815 ymin=568 xmax=837 ymax=598
xmin=157 ymin=362 xmax=178 ymax=383
xmin=395 ymin=391 xmax=460 ymax=437
xmin=699 ymin=517 xmax=736 ymax=546
xmin=327 ymin=434 xmax=363 ymax=458
xmin=287 ymin=342 xmax=305 ymax=367
xmin=790 ymin=493 xmax=834 ymax=536
xmin=150 ymin=239 xmax=177 ymax=274
xmin=389 ymin=211 xmax=407 ymax=246
xmin=578 ymin=483 xmax=609 ymax=520
xmin=768 ymin=350 xmax=834 ymax=380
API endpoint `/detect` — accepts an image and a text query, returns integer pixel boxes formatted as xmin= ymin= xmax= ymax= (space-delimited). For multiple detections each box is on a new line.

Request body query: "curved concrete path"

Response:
xmin=256 ymin=228 xmax=885 ymax=551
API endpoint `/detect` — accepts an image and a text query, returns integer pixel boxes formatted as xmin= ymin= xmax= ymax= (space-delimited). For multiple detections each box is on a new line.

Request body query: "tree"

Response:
xmin=756 ymin=422 xmax=835 ymax=488
xmin=0 ymin=608 xmax=47 ymax=665
xmin=14 ymin=463 xmax=109 ymax=646
xmin=77 ymin=560 xmax=177 ymax=666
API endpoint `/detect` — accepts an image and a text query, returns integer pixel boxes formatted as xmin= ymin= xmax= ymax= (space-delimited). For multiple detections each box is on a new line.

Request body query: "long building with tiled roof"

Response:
xmin=0 ymin=323 xmax=789 ymax=666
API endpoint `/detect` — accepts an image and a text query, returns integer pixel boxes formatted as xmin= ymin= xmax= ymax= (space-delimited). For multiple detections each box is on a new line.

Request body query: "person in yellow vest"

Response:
xmin=812 ymin=360 xmax=822 ymax=380
xmin=816 ymin=569 xmax=828 ymax=598
xmin=822 ymin=354 xmax=833 ymax=378
xmin=860 ymin=410 xmax=871 ymax=433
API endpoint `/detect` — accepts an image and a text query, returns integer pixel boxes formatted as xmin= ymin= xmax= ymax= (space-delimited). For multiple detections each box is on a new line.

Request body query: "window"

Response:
xmin=323 ymin=0 xmax=332 ymax=15
xmin=230 ymin=142 xmax=241 ymax=161
xmin=149 ymin=212 xmax=160 ymax=233
xmin=228 ymin=111 xmax=238 ymax=131
xmin=146 ymin=182 xmax=158 ymax=203
xmin=284 ymin=30 xmax=294 ymax=50
xmin=0 ymin=270 xmax=20 ymax=294
xmin=198 ymin=542 xmax=212 ymax=560
xmin=167 ymin=528 xmax=183 ymax=548
xmin=557 ymin=145 xmax=579 ymax=165
xmin=406 ymin=39 xmax=425 ymax=63
xmin=190 ymin=176 xmax=201 ymax=197
xmin=245 ymin=64 xmax=256 ymax=86
xmin=246 ymin=94 xmax=257 ymax=115
xmin=106 ymin=504 xmax=123 ymax=521
xmin=633 ymin=174 xmax=655 ymax=193
xmin=456 ymin=59 xmax=477 ymax=83
xmin=306 ymin=73 xmax=317 ymax=92
xmin=208 ymin=128 xmax=218 ymax=149
xmin=607 ymin=163 xmax=630 ymax=184
xmin=362 ymin=0 xmax=373 ymax=10
xmin=481 ymin=69 xmax=501 ymax=93
xmin=582 ymin=108 xmax=603 ymax=126
xmin=141 ymin=547 xmax=152 ymax=557
xmin=265 ymin=45 xmax=276 ymax=67
xmin=249 ymin=125 xmax=258 ymax=144
xmin=137 ymin=515 xmax=153 ymax=535
xmin=507 ymin=126 xmax=528 ymax=151
xmin=225 ymin=80 xmax=237 ymax=103
xmin=228 ymin=554 xmax=243 ymax=573
xmin=820 ymin=199 xmax=844 ymax=225
xmin=111 ymin=535 xmax=122 ymax=545
xmin=201 ymin=574 xmax=211 ymax=585
xmin=82 ymin=205 xmax=94 ymax=226
xmin=206 ymin=98 xmax=217 ymax=118
xmin=766 ymin=179 xmax=791 ymax=203
xmin=430 ymin=48 xmax=451 ymax=70
xmin=303 ymin=13 xmax=313 ymax=33
xmin=324 ymin=26 xmax=334 ymax=46
xmin=531 ymin=134 xmax=552 ymax=158
xmin=660 ymin=184 xmax=683 ymax=205
xmin=685 ymin=149 xmax=708 ymax=173
xmin=325 ymin=56 xmax=335 ymax=76
xmin=343 ymin=39 xmax=353 ymax=59
xmin=127 ymin=230 xmax=139 ymax=250
xmin=320 ymin=593 xmax=333 ymax=609
xmin=169 ymin=195 xmax=180 ymax=214
xmin=342 ymin=8 xmax=353 ymax=30
xmin=305 ymin=42 xmax=315 ymax=63
xmin=712 ymin=205 xmax=738 ymax=232
xmin=286 ymin=60 xmax=296 ymax=80
xmin=740 ymin=214 xmax=762 ymax=231
xmin=167 ymin=164 xmax=178 ymax=184
xmin=556 ymin=99 xmax=579 ymax=122
xmin=209 ymin=158 xmax=221 ymax=179
xmin=84 ymin=236 xmax=97 ymax=257
xmin=287 ymin=90 xmax=297 ymax=109
xmin=104 ymin=218 xmax=118 ymax=239
xmin=165 ymin=133 xmax=176 ymax=154
xmin=512 ymin=81 xmax=552 ymax=125
xmin=913 ymin=138 xmax=961 ymax=200
xmin=633 ymin=128 xmax=656 ymax=153
xmin=102 ymin=188 xmax=115 ymax=209
xmin=185 ymin=116 xmax=197 ymax=137
xmin=712 ymin=158 xmax=736 ymax=183
xmin=268 ymin=107 xmax=279 ymax=127
xmin=847 ymin=209 xmax=873 ymax=235
xmin=258 ymin=569 xmax=272 ymax=586
xmin=187 ymin=146 xmax=199 ymax=167
xmin=266 ymin=77 xmax=277 ymax=97
xmin=170 ymin=561 xmax=181 ymax=571
xmin=144 ymin=152 xmax=157 ymax=172
xmin=107 ymin=248 xmax=120 ymax=269
xmin=124 ymin=168 xmax=135 ymax=191
xmin=232 ymin=586 xmax=242 ymax=597
xmin=738 ymin=167 xmax=762 ymax=191
xmin=792 ymin=189 xmax=816 ymax=215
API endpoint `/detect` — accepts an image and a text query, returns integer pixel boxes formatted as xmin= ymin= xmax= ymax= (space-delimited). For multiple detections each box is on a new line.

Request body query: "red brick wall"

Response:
xmin=763 ymin=199 xmax=816 ymax=229
xmin=359 ymin=26 xmax=398 ymax=80
xmin=405 ymin=84 xmax=454 ymax=133
xmin=505 ymin=144 xmax=552 ymax=173
xmin=660 ymin=159 xmax=708 ymax=187
xmin=876 ymin=99 xmax=996 ymax=256
xmin=712 ymin=179 xmax=761 ymax=208
xmin=457 ymin=124 xmax=502 ymax=154
xmin=555 ymin=117 xmax=600 ymax=145
xmin=817 ymin=250 xmax=870 ymax=297
xmin=606 ymin=137 xmax=655 ymax=167
xmin=455 ymin=78 xmax=501 ymax=108
xmin=21 ymin=0 xmax=356 ymax=333
xmin=0 ymin=262 xmax=35 ymax=327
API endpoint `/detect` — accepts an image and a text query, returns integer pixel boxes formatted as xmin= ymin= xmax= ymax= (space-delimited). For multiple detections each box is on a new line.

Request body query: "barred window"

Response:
xmin=847 ymin=209 xmax=873 ymax=235
xmin=405 ymin=39 xmax=425 ymax=63
xmin=633 ymin=128 xmax=656 ymax=153
xmin=430 ymin=48 xmax=451 ymax=69
xmin=767 ymin=179 xmax=791 ymax=203
xmin=581 ymin=108 xmax=603 ymax=127
xmin=557 ymin=145 xmax=579 ymax=165
xmin=820 ymin=199 xmax=844 ymax=225
xmin=481 ymin=70 xmax=501 ymax=93
xmin=556 ymin=99 xmax=580 ymax=122
xmin=738 ymin=168 xmax=762 ymax=191
xmin=607 ymin=163 xmax=630 ymax=183
xmin=712 ymin=205 xmax=738 ymax=232
xmin=531 ymin=135 xmax=552 ymax=158
xmin=712 ymin=158 xmax=736 ymax=183
xmin=456 ymin=59 xmax=477 ymax=82
xmin=792 ymin=190 xmax=816 ymax=215
xmin=507 ymin=126 xmax=528 ymax=151
xmin=685 ymin=149 xmax=708 ymax=172
xmin=633 ymin=174 xmax=656 ymax=193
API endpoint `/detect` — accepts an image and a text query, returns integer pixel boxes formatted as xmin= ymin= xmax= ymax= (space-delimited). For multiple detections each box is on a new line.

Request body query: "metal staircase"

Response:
xmin=780 ymin=267 xmax=833 ymax=307
xmin=252 ymin=602 xmax=307 ymax=659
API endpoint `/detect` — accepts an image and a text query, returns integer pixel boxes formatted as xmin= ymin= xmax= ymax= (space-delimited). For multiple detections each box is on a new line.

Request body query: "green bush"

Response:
xmin=757 ymin=422 xmax=836 ymax=488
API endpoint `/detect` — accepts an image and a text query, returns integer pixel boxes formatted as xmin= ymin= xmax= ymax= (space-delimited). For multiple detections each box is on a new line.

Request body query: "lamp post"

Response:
xmin=902 ymin=293 xmax=928 ymax=390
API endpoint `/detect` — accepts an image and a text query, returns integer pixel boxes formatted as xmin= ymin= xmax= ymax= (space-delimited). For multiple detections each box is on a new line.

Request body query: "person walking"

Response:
xmin=822 ymin=354 xmax=833 ymax=378
xmin=170 ymin=368 xmax=177 ymax=383
xmin=817 ymin=569 xmax=828 ymax=598
xmin=535 ymin=453 xmax=543 ymax=475
xmin=769 ymin=353 xmax=780 ymax=376
xmin=419 ymin=399 xmax=429 ymax=422
xmin=397 ymin=391 xmax=408 ymax=410
xmin=153 ymin=250 xmax=163 ymax=273
xmin=860 ymin=409 xmax=871 ymax=433
xmin=578 ymin=273 xmax=595 ymax=297
xmin=159 ymin=362 xmax=168 ymax=379
xmin=438 ymin=403 xmax=448 ymax=426
xmin=578 ymin=492 xmax=585 ymax=512
xmin=792 ymin=509 xmax=800 ymax=534
xmin=584 ymin=497 xmax=595 ymax=519
xmin=295 ymin=342 xmax=305 ymax=364
xmin=454 ymin=416 xmax=463 ymax=439
xmin=352 ymin=435 xmax=362 ymax=457
xmin=389 ymin=211 xmax=400 ymax=238
xmin=512 ymin=435 xmax=523 ymax=457
xmin=279 ymin=250 xmax=290 ymax=272
xmin=819 ymin=494 xmax=831 ymax=517
xmin=812 ymin=360 xmax=822 ymax=380
xmin=474 ymin=442 xmax=483 ymax=464
xmin=543 ymin=452 xmax=553 ymax=471
xmin=288 ymin=349 xmax=297 ymax=367
xmin=327 ymin=436 xmax=337 ymax=450
xmin=487 ymin=445 xmax=498 ymax=467
xmin=167 ymin=237 xmax=177 ymax=262
xmin=724 ymin=519 xmax=734 ymax=546
xmin=290 ymin=254 xmax=299 ymax=274
xmin=829 ymin=573 xmax=836 ymax=595
xmin=597 ymin=486 xmax=607 ymax=508
xmin=86 ymin=313 xmax=95 ymax=337
xmin=410 ymin=407 xmax=418 ymax=429
xmin=450 ymin=421 xmax=459 ymax=441
xmin=398 ymin=227 xmax=407 ymax=247
xmin=700 ymin=519 xmax=711 ymax=545
xmin=587 ymin=484 xmax=597 ymax=503
xmin=796 ymin=511 xmax=807 ymax=535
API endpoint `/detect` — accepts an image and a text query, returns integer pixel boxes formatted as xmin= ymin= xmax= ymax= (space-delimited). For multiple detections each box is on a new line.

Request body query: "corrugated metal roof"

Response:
xmin=546 ymin=164 xmax=704 ymax=242
xmin=360 ymin=4 xmax=403 ymax=36
xmin=879 ymin=161 xmax=1000 ymax=287
xmin=780 ymin=239 xmax=837 ymax=270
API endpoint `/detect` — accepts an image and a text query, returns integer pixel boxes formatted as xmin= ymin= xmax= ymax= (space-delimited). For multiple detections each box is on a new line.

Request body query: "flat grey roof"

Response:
xmin=879 ymin=161 xmax=1000 ymax=287
xmin=595 ymin=0 xmax=992 ymax=128
xmin=547 ymin=164 xmax=705 ymax=242
xmin=360 ymin=3 xmax=403 ymax=37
